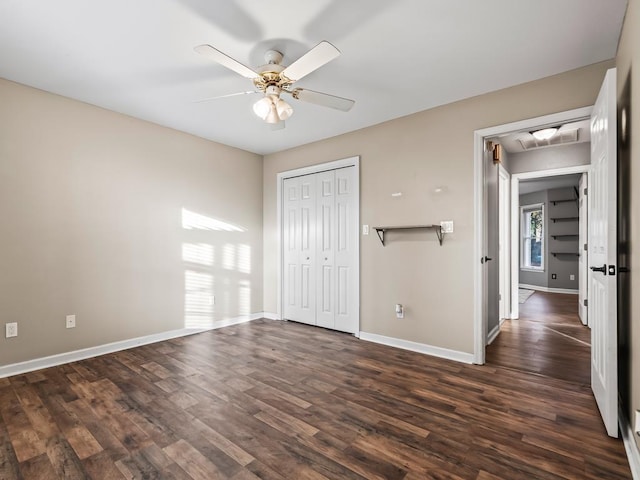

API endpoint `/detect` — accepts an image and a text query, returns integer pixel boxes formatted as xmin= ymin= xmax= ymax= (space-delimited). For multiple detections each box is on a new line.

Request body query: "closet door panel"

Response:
xmin=283 ymin=175 xmax=316 ymax=325
xmin=334 ymin=167 xmax=357 ymax=333
xmin=283 ymin=177 xmax=300 ymax=321
xmin=316 ymin=170 xmax=335 ymax=329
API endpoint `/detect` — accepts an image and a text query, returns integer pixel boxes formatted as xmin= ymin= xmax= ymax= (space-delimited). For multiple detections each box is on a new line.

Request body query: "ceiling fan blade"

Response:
xmin=193 ymin=91 xmax=259 ymax=103
xmin=281 ymin=41 xmax=340 ymax=82
xmin=194 ymin=44 xmax=258 ymax=79
xmin=289 ymin=88 xmax=355 ymax=112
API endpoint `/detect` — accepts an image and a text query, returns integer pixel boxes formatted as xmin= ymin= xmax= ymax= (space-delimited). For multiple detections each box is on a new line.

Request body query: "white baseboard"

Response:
xmin=0 ymin=312 xmax=268 ymax=379
xmin=620 ymin=408 xmax=640 ymax=479
xmin=359 ymin=332 xmax=474 ymax=364
xmin=519 ymin=283 xmax=579 ymax=295
xmin=262 ymin=312 xmax=281 ymax=320
xmin=487 ymin=324 xmax=501 ymax=345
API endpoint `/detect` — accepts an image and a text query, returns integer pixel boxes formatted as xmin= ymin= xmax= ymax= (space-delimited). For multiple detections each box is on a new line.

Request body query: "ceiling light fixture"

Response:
xmin=252 ymin=85 xmax=293 ymax=124
xmin=531 ymin=127 xmax=558 ymax=141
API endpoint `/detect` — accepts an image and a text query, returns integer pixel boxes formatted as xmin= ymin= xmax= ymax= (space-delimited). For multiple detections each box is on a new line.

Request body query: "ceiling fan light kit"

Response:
xmin=195 ymin=41 xmax=355 ymax=126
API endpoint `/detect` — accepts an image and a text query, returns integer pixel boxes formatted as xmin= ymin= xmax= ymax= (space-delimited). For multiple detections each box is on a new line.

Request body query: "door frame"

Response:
xmin=276 ymin=156 xmax=361 ymax=334
xmin=498 ymin=164 xmax=511 ymax=325
xmin=510 ymin=164 xmax=590 ymax=319
xmin=473 ymin=107 xmax=592 ymax=364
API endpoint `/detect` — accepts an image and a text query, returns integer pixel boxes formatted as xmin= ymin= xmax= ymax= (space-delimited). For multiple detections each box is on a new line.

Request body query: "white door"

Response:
xmin=283 ymin=175 xmax=316 ymax=325
xmin=316 ymin=170 xmax=336 ymax=329
xmin=283 ymin=167 xmax=358 ymax=333
xmin=589 ymin=68 xmax=617 ymax=438
xmin=334 ymin=167 xmax=358 ymax=334
xmin=578 ymin=173 xmax=588 ymax=326
xmin=484 ymin=144 xmax=499 ymax=341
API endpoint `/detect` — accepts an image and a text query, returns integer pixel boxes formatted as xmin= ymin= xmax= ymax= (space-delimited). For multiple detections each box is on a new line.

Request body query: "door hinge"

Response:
xmin=584 ymin=299 xmax=588 ymax=307
xmin=584 ymin=243 xmax=588 ymax=251
xmin=583 ymin=187 xmax=588 ymax=195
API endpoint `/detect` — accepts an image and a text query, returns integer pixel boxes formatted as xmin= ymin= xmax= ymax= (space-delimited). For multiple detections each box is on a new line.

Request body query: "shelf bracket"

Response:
xmin=376 ymin=228 xmax=386 ymax=246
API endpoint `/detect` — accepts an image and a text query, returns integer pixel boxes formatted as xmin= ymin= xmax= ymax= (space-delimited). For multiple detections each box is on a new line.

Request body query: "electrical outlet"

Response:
xmin=66 ymin=315 xmax=76 ymax=329
xmin=362 ymin=225 xmax=369 ymax=235
xmin=570 ymin=274 xmax=575 ymax=281
xmin=552 ymin=274 xmax=557 ymax=279
xmin=395 ymin=304 xmax=404 ymax=319
xmin=440 ymin=221 xmax=454 ymax=234
xmin=5 ymin=322 xmax=18 ymax=338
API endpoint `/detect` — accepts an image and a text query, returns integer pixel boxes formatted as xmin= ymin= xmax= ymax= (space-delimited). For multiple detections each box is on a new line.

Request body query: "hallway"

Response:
xmin=486 ymin=291 xmax=591 ymax=385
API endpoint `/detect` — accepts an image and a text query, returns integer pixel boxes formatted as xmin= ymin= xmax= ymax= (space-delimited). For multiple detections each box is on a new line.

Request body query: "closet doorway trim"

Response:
xmin=276 ymin=156 xmax=360 ymax=336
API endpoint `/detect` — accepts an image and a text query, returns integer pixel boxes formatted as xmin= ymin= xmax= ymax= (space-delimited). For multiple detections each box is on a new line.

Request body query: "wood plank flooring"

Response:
xmin=0 ymin=315 xmax=632 ymax=479
xmin=486 ymin=291 xmax=591 ymax=384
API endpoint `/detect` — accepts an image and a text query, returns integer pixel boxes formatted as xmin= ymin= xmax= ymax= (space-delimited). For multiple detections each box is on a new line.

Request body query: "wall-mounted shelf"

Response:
xmin=551 ymin=198 xmax=577 ymax=205
xmin=551 ymin=234 xmax=579 ymax=239
xmin=373 ymin=225 xmax=444 ymax=246
xmin=551 ymin=217 xmax=579 ymax=223
xmin=551 ymin=252 xmax=580 ymax=257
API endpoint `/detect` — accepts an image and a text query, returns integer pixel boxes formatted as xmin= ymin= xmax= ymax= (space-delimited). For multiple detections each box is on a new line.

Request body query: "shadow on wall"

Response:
xmin=181 ymin=208 xmax=251 ymax=328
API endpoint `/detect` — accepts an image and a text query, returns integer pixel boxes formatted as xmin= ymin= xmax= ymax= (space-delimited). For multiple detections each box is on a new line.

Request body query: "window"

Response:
xmin=521 ymin=203 xmax=544 ymax=270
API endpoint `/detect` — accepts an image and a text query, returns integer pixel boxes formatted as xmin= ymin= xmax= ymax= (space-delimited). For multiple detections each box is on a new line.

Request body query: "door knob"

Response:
xmin=590 ymin=264 xmax=607 ymax=274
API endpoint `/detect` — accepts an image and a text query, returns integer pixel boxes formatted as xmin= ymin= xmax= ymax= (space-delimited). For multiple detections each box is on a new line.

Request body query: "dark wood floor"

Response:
xmin=486 ymin=291 xmax=592 ymax=384
xmin=0 ymin=314 xmax=632 ymax=479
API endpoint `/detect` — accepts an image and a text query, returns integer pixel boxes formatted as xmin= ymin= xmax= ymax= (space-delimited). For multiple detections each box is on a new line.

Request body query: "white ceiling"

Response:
xmin=0 ymin=0 xmax=627 ymax=155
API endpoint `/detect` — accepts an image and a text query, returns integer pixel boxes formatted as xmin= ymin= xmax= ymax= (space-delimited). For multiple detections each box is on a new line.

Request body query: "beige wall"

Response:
xmin=0 ymin=78 xmax=263 ymax=366
xmin=264 ymin=60 xmax=613 ymax=354
xmin=616 ymin=0 xmax=640 ymax=449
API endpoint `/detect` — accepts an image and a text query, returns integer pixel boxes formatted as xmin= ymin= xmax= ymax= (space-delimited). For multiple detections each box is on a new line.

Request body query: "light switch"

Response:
xmin=362 ymin=225 xmax=369 ymax=235
xmin=440 ymin=221 xmax=454 ymax=233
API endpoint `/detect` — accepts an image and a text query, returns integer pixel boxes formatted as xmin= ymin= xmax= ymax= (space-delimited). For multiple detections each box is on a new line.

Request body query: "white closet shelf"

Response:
xmin=373 ymin=225 xmax=444 ymax=246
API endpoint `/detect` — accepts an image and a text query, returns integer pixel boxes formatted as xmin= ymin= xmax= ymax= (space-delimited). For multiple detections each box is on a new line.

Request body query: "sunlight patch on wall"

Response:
xmin=182 ymin=243 xmax=214 ymax=266
xmin=184 ymin=269 xmax=214 ymax=328
xmin=237 ymin=244 xmax=251 ymax=274
xmin=182 ymin=208 xmax=246 ymax=232
xmin=223 ymin=244 xmax=236 ymax=270
xmin=238 ymin=280 xmax=251 ymax=315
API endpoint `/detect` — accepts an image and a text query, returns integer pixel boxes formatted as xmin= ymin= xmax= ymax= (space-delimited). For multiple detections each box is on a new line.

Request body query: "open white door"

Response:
xmin=589 ymin=68 xmax=617 ymax=438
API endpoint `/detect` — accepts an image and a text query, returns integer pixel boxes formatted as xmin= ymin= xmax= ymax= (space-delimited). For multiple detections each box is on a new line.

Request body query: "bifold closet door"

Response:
xmin=283 ymin=166 xmax=357 ymax=334
xmin=283 ymin=175 xmax=316 ymax=325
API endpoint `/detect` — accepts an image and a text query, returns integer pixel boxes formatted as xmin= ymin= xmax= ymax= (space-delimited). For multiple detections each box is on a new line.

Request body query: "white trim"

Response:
xmin=473 ymin=131 xmax=485 ymax=364
xmin=519 ymin=283 xmax=579 ymax=295
xmin=621 ymin=409 xmax=640 ymax=479
xmin=276 ymin=156 xmax=360 ymax=331
xmin=359 ymin=332 xmax=474 ymax=364
xmin=498 ymin=164 xmax=512 ymax=322
xmin=0 ymin=313 xmax=267 ymax=379
xmin=487 ymin=324 xmax=501 ymax=345
xmin=262 ymin=312 xmax=281 ymax=320
xmin=474 ymin=107 xmax=593 ymax=363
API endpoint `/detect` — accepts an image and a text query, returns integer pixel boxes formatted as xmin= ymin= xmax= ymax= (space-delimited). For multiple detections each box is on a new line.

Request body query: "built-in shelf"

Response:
xmin=373 ymin=225 xmax=444 ymax=246
xmin=551 ymin=252 xmax=580 ymax=257
xmin=551 ymin=234 xmax=579 ymax=239
xmin=551 ymin=198 xmax=577 ymax=205
xmin=551 ymin=217 xmax=579 ymax=223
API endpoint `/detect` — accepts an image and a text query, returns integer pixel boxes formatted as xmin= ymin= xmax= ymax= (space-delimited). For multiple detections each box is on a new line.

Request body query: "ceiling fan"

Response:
xmin=194 ymin=41 xmax=355 ymax=125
